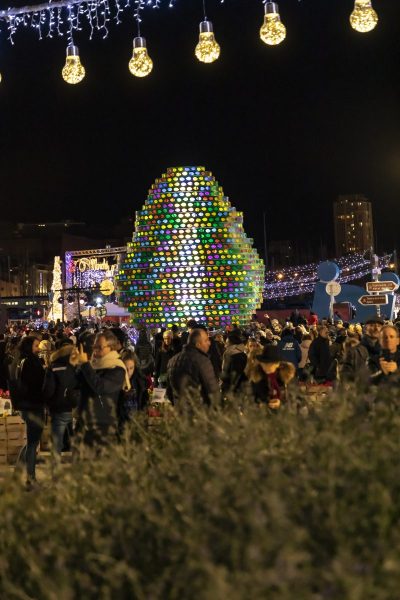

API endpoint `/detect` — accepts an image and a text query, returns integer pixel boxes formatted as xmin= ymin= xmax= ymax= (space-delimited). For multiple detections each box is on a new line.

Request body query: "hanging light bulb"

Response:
xmin=260 ymin=2 xmax=286 ymax=46
xmin=195 ymin=20 xmax=220 ymax=63
xmin=350 ymin=0 xmax=378 ymax=33
xmin=62 ymin=44 xmax=85 ymax=85
xmin=129 ymin=37 xmax=153 ymax=78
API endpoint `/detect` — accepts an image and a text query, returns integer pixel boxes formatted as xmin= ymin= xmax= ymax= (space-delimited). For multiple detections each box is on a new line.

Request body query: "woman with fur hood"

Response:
xmin=42 ymin=339 xmax=79 ymax=457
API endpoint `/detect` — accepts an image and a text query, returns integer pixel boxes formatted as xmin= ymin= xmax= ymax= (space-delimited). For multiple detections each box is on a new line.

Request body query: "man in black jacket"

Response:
xmin=167 ymin=328 xmax=220 ymax=406
xmin=71 ymin=330 xmax=129 ymax=447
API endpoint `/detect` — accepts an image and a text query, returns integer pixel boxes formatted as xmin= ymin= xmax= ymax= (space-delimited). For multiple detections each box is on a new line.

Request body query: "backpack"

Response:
xmin=8 ymin=358 xmax=28 ymax=410
xmin=43 ymin=364 xmax=81 ymax=410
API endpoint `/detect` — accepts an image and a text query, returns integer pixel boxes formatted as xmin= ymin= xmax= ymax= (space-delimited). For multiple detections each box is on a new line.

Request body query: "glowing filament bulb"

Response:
xmin=195 ymin=21 xmax=220 ymax=64
xmin=129 ymin=37 xmax=153 ymax=78
xmin=350 ymin=0 xmax=378 ymax=33
xmin=260 ymin=2 xmax=286 ymax=46
xmin=62 ymin=45 xmax=85 ymax=85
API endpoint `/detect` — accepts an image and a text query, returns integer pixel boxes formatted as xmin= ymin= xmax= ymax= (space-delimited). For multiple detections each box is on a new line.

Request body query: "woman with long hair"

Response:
xmin=9 ymin=336 xmax=45 ymax=488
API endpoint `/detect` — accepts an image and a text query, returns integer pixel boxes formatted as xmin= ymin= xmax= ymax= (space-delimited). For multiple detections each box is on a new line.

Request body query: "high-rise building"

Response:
xmin=334 ymin=194 xmax=374 ymax=256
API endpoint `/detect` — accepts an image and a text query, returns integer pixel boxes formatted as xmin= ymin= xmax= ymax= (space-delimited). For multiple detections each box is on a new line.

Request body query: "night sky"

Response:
xmin=0 ymin=0 xmax=399 ymax=256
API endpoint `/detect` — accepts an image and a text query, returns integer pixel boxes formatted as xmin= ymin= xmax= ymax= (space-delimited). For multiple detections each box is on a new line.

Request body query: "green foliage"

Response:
xmin=1 ymin=391 xmax=400 ymax=599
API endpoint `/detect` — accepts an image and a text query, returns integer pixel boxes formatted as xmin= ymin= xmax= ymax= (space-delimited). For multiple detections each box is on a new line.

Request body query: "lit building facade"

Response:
xmin=334 ymin=195 xmax=374 ymax=256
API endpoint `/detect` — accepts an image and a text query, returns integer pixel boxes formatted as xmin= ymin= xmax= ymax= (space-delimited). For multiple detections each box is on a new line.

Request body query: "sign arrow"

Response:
xmin=358 ymin=294 xmax=388 ymax=306
xmin=366 ymin=281 xmax=399 ymax=293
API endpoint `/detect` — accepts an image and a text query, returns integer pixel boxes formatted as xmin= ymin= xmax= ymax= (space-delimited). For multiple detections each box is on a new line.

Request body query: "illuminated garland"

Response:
xmin=117 ymin=166 xmax=264 ymax=328
xmin=0 ymin=1 xmax=379 ymax=64
xmin=264 ymin=254 xmax=392 ymax=299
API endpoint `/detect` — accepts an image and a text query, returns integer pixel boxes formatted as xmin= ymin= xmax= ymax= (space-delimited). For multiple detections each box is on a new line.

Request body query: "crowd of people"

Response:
xmin=0 ymin=309 xmax=399 ymax=488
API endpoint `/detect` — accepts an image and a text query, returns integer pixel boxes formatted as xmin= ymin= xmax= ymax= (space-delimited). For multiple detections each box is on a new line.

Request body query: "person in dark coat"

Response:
xmin=134 ymin=328 xmax=155 ymax=376
xmin=154 ymin=330 xmax=179 ymax=387
xmin=341 ymin=317 xmax=383 ymax=383
xmin=360 ymin=317 xmax=383 ymax=374
xmin=308 ymin=325 xmax=332 ymax=382
xmin=171 ymin=324 xmax=183 ymax=354
xmin=220 ymin=330 xmax=247 ymax=394
xmin=42 ymin=339 xmax=79 ymax=458
xmin=208 ymin=332 xmax=225 ymax=379
xmin=9 ymin=336 xmax=45 ymax=487
xmin=208 ymin=337 xmax=225 ymax=379
xmin=71 ymin=330 xmax=130 ymax=447
xmin=167 ymin=328 xmax=220 ymax=406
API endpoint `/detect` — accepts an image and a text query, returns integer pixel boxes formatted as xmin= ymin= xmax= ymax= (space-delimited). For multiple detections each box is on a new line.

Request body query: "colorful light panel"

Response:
xmin=117 ymin=166 xmax=264 ymax=328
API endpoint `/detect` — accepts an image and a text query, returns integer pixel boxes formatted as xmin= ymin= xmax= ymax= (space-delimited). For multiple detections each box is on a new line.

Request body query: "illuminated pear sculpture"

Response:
xmin=117 ymin=166 xmax=264 ymax=328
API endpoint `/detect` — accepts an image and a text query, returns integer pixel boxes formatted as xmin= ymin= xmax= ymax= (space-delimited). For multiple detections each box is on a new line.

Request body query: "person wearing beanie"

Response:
xmin=245 ymin=345 xmax=283 ymax=409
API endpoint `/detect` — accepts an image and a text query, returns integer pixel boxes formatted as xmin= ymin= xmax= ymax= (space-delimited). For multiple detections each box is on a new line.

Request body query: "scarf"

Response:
xmin=91 ymin=350 xmax=131 ymax=391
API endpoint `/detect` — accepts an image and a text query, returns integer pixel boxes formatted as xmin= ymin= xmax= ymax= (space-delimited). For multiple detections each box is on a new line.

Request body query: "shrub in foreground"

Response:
xmin=1 ymin=390 xmax=400 ymax=599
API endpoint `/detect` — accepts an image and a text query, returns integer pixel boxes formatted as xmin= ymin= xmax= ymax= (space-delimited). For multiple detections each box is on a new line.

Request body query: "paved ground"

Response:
xmin=0 ymin=451 xmax=72 ymax=485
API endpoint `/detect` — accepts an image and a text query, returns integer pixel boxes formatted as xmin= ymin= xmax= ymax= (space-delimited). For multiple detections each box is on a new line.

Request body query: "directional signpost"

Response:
xmin=366 ymin=281 xmax=399 ymax=293
xmin=358 ymin=294 xmax=388 ymax=306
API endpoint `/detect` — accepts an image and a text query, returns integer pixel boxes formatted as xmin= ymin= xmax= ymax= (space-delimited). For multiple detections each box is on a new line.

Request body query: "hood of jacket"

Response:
xmin=224 ymin=343 xmax=246 ymax=357
xmin=50 ymin=344 xmax=73 ymax=364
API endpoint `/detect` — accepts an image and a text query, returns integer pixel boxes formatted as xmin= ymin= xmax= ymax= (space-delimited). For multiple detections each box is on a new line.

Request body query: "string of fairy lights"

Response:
xmin=0 ymin=0 xmax=379 ymax=84
xmin=264 ymin=253 xmax=392 ymax=299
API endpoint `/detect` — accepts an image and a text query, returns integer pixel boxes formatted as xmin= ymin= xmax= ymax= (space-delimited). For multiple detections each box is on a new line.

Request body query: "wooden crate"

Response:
xmin=6 ymin=427 xmax=26 ymax=440
xmin=5 ymin=416 xmax=24 ymax=425
xmin=7 ymin=437 xmax=26 ymax=448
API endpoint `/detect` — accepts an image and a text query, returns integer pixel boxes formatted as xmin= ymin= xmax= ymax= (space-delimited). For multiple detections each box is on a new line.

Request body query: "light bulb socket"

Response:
xmin=199 ymin=20 xmax=214 ymax=34
xmin=66 ymin=45 xmax=80 ymax=57
xmin=133 ymin=36 xmax=147 ymax=49
xmin=265 ymin=2 xmax=280 ymax=15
